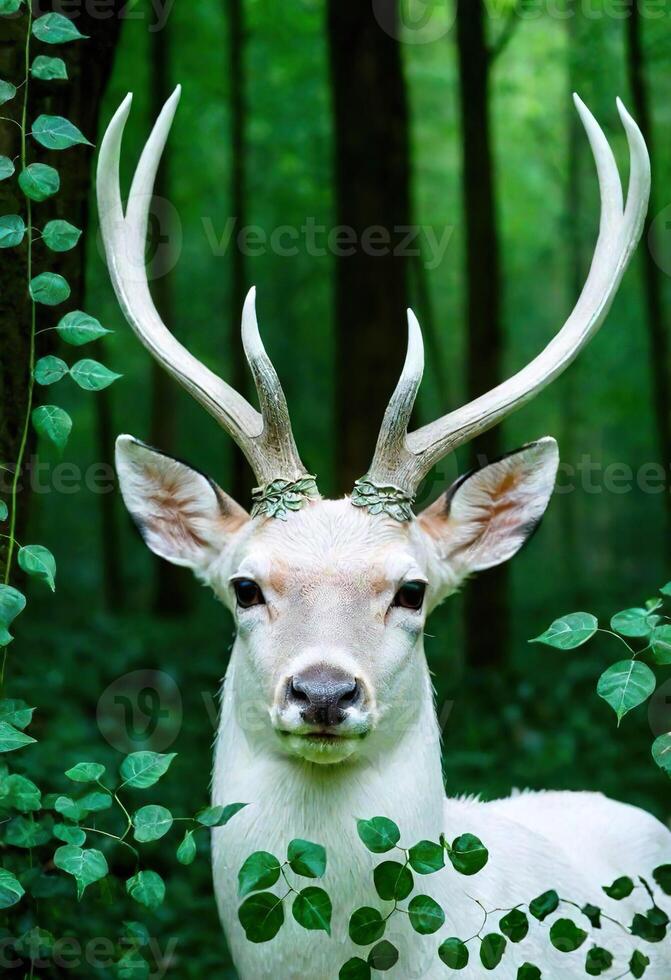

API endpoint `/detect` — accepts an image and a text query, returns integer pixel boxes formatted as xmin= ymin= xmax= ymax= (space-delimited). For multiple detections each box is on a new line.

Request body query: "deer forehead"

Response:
xmin=232 ymin=499 xmax=428 ymax=593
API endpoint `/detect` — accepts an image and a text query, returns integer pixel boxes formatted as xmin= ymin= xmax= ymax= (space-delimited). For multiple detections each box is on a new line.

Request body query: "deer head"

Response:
xmin=98 ymin=89 xmax=649 ymax=767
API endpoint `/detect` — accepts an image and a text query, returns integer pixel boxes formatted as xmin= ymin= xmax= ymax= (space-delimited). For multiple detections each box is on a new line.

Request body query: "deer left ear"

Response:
xmin=115 ymin=435 xmax=249 ymax=571
xmin=418 ymin=437 xmax=559 ymax=573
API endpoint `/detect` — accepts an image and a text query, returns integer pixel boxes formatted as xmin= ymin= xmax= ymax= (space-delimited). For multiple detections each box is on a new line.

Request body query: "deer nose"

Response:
xmin=289 ymin=668 xmax=360 ymax=727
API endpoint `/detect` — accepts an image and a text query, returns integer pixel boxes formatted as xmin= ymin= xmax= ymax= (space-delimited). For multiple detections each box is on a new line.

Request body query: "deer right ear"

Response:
xmin=115 ymin=435 xmax=249 ymax=571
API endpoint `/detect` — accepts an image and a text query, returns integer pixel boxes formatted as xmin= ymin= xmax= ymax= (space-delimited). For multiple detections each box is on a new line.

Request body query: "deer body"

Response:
xmin=96 ymin=86 xmax=671 ymax=978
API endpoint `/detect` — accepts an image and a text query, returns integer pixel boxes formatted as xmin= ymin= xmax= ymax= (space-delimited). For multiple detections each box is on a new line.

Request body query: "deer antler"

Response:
xmin=96 ymin=86 xmax=315 ymax=503
xmin=355 ymin=96 xmax=650 ymax=515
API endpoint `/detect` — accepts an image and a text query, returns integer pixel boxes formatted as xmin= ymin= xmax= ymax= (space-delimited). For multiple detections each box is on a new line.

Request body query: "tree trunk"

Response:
xmin=455 ymin=0 xmax=507 ymax=668
xmin=625 ymin=8 xmax=671 ymax=548
xmin=148 ymin=8 xmax=191 ymax=616
xmin=225 ymin=0 xmax=251 ymax=504
xmin=0 ymin=3 xmax=123 ymax=582
xmin=327 ymin=0 xmax=411 ymax=492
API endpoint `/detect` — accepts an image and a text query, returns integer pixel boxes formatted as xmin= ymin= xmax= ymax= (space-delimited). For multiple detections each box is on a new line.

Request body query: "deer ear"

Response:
xmin=115 ymin=435 xmax=249 ymax=570
xmin=418 ymin=438 xmax=559 ymax=573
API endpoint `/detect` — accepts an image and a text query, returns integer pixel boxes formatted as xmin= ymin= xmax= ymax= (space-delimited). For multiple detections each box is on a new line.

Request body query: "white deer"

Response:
xmin=97 ymin=89 xmax=670 ymax=979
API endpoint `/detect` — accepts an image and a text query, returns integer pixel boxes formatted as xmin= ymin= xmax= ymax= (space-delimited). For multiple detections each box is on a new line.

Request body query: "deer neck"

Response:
xmin=212 ymin=642 xmax=446 ymax=846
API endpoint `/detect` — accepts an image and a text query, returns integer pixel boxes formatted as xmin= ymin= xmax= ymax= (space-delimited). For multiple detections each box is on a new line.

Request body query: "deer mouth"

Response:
xmin=277 ymin=728 xmax=367 ymax=764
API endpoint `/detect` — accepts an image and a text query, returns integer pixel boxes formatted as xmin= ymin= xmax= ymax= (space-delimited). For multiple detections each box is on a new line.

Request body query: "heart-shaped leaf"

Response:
xmin=597 ymin=660 xmax=656 ymax=724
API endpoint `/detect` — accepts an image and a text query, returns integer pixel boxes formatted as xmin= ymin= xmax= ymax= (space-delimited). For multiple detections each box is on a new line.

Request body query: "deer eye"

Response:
xmin=392 ymin=580 xmax=426 ymax=611
xmin=233 ymin=579 xmax=265 ymax=608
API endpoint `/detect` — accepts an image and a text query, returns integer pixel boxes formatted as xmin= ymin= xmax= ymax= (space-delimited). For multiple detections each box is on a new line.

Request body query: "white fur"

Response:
xmin=115 ymin=438 xmax=671 ymax=979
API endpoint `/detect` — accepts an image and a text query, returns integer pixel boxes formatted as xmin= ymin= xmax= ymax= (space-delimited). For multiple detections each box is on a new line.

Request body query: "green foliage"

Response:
xmin=31 ymin=404 xmax=72 ymax=450
xmin=500 ymin=907 xmax=529 ymax=942
xmin=292 ymin=886 xmax=332 ymax=934
xmin=42 ymin=218 xmax=81 ymax=251
xmin=367 ymin=940 xmax=398 ymax=970
xmin=373 ymin=860 xmax=413 ymax=901
xmin=408 ymin=838 xmax=444 ymax=874
xmin=0 ymin=588 xmax=26 ymax=644
xmin=70 ymin=358 xmax=122 ymax=390
xmin=53 ymin=844 xmax=108 ymax=899
xmin=287 ymin=838 xmax=326 ymax=878
xmin=446 ymin=832 xmax=489 ymax=875
xmin=238 ymin=892 xmax=284 ymax=942
xmin=530 ymin=611 xmax=598 ymax=649
xmin=29 ymin=271 xmax=71 ymax=305
xmin=0 ymin=214 xmax=25 ymax=248
xmin=31 ymin=114 xmax=91 ymax=150
xmin=549 ymin=918 xmax=587 ymax=952
xmin=31 ymin=55 xmax=67 ymax=80
xmin=32 ymin=12 xmax=87 ymax=44
xmin=349 ymin=907 xmax=385 ymax=945
xmin=597 ymin=660 xmax=656 ymax=724
xmin=34 ymin=355 xmax=68 ymax=385
xmin=0 ymin=79 xmax=16 ymax=104
xmin=480 ymin=933 xmax=507 ymax=969
xmin=119 ymin=750 xmax=176 ymax=789
xmin=18 ymin=544 xmax=56 ymax=590
xmin=56 ymin=310 xmax=111 ymax=345
xmin=356 ymin=815 xmax=400 ymax=853
xmin=408 ymin=894 xmax=445 ymax=934
xmin=132 ymin=804 xmax=174 ymax=842
xmin=439 ymin=937 xmax=469 ymax=969
xmin=18 ymin=162 xmax=59 ymax=200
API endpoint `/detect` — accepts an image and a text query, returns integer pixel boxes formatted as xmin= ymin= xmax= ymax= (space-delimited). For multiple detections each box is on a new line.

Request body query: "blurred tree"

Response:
xmin=625 ymin=5 xmax=671 ymax=548
xmin=0 ymin=4 xmax=123 ymax=581
xmin=327 ymin=0 xmax=410 ymax=491
xmin=225 ymin=0 xmax=251 ymax=503
xmin=148 ymin=3 xmax=191 ymax=615
xmin=455 ymin=0 xmax=507 ymax=668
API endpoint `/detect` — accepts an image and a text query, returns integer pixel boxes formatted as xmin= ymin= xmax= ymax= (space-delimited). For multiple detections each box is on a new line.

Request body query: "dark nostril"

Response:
xmin=290 ymin=677 xmax=310 ymax=703
xmin=338 ymin=679 xmax=359 ymax=706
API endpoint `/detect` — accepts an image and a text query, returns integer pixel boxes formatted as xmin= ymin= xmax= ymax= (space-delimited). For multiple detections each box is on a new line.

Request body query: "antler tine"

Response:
xmin=97 ymin=88 xmax=311 ymax=489
xmin=364 ymin=97 xmax=650 ymax=501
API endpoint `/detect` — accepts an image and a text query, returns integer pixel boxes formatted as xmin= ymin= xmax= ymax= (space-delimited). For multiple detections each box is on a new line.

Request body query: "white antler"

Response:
xmin=96 ymin=86 xmax=311 ymax=488
xmin=363 ymin=97 xmax=651 ymax=499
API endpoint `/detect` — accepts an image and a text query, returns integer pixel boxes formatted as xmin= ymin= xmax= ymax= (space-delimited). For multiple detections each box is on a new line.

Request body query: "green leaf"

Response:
xmin=339 ymin=959 xmax=371 ymax=980
xmin=0 ymin=699 xmax=32 ymax=729
xmin=176 ymin=830 xmax=196 ymax=865
xmin=0 ymin=80 xmax=16 ymax=105
xmin=238 ymin=891 xmax=284 ymax=943
xmin=660 ymin=582 xmax=671 ymax=597
xmin=54 ymin=845 xmax=108 ymax=899
xmin=56 ymin=310 xmax=111 ymax=346
xmin=0 ymin=501 xmax=6 ymax=520
xmin=447 ymin=833 xmax=489 ymax=875
xmin=32 ymin=13 xmax=88 ymax=43
xmin=630 ymin=911 xmax=667 ymax=943
xmin=18 ymin=544 xmax=56 ymax=591
xmin=529 ymin=889 xmax=559 ymax=921
xmin=54 ymin=795 xmax=85 ymax=821
xmin=517 ymin=966 xmax=541 ymax=980
xmin=19 ymin=163 xmax=59 ymax=201
xmin=34 ymin=356 xmax=68 ymax=386
xmin=549 ymin=918 xmax=587 ymax=952
xmin=373 ymin=860 xmax=413 ymax=901
xmin=349 ymin=906 xmax=386 ymax=945
xmin=287 ymin=839 xmax=326 ymax=878
xmin=0 ymin=721 xmax=36 ymax=752
xmin=630 ymin=950 xmax=651 ymax=978
xmin=119 ymin=751 xmax=176 ymax=789
xmin=0 ymin=0 xmax=22 ymax=14
xmin=53 ymin=823 xmax=86 ymax=846
xmin=499 ymin=908 xmax=529 ymax=942
xmin=195 ymin=801 xmax=247 ymax=827
xmin=367 ymin=940 xmax=398 ymax=971
xmin=0 ymin=214 xmax=25 ymax=248
xmin=292 ymin=886 xmax=332 ymax=934
xmin=42 ymin=219 xmax=81 ymax=252
xmin=70 ymin=358 xmax=121 ymax=391
xmin=31 ymin=55 xmax=68 ymax=80
xmin=126 ymin=870 xmax=165 ymax=909
xmin=408 ymin=839 xmax=444 ymax=874
xmin=115 ymin=950 xmax=150 ymax=980
xmin=439 ymin=937 xmax=469 ymax=970
xmin=585 ymin=947 xmax=614 ymax=975
xmin=32 ymin=114 xmax=91 ymax=150
xmin=0 ymin=868 xmax=24 ymax=910
xmin=653 ymin=864 xmax=671 ymax=895
xmin=652 ymin=733 xmax=671 ymax=775
xmin=0 ymin=586 xmax=27 ymax=645
xmin=0 ymin=156 xmax=14 ymax=181
xmin=3 ymin=773 xmax=41 ymax=811
xmin=132 ymin=804 xmax=173 ymax=843
xmin=356 ymin=816 xmax=400 ymax=853
xmin=5 ymin=815 xmax=49 ymax=847
xmin=651 ymin=625 xmax=671 ymax=665
xmin=65 ymin=762 xmax=105 ymax=783
xmin=408 ymin=894 xmax=445 ymax=935
xmin=238 ymin=851 xmax=281 ymax=897
xmin=581 ymin=903 xmax=602 ymax=928
xmin=29 ymin=271 xmax=71 ymax=306
xmin=610 ymin=608 xmax=653 ymax=638
xmin=597 ymin=660 xmax=655 ymax=724
xmin=530 ymin=611 xmax=597 ymax=649
xmin=32 ymin=405 xmax=72 ymax=452
xmin=480 ymin=934 xmax=507 ymax=970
